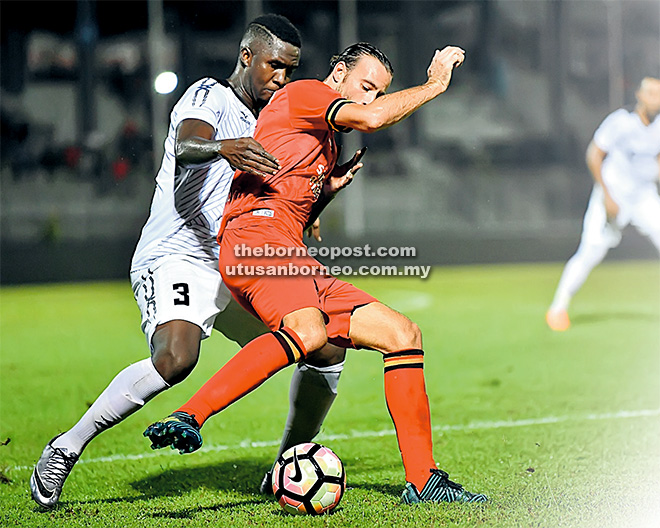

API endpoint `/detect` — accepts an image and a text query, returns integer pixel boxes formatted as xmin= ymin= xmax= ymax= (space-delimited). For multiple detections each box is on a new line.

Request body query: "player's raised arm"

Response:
xmin=175 ymin=118 xmax=280 ymax=177
xmin=331 ymin=46 xmax=465 ymax=133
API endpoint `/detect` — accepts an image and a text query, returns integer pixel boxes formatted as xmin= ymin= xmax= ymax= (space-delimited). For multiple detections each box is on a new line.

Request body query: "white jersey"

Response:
xmin=594 ymin=108 xmax=660 ymax=198
xmin=131 ymin=78 xmax=256 ymax=271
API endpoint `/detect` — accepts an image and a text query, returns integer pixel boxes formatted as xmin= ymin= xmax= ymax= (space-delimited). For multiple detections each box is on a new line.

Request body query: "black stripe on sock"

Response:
xmin=272 ymin=331 xmax=296 ymax=365
xmin=383 ymin=363 xmax=424 ymax=373
xmin=383 ymin=349 xmax=425 ymax=359
xmin=279 ymin=327 xmax=306 ymax=360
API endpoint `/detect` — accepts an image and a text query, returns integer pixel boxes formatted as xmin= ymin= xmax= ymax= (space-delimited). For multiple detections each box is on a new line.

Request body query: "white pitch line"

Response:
xmin=11 ymin=408 xmax=659 ymax=472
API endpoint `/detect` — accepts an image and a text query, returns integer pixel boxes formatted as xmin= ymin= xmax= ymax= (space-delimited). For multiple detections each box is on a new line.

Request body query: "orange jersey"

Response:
xmin=220 ymin=80 xmax=352 ymax=240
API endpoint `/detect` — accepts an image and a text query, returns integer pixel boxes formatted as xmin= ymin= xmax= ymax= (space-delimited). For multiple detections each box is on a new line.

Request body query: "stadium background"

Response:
xmin=1 ymin=4 xmax=659 ymax=526
xmin=1 ymin=0 xmax=659 ymax=284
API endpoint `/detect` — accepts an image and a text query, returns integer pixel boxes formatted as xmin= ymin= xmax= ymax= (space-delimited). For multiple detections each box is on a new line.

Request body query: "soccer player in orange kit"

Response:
xmin=145 ymin=42 xmax=488 ymax=504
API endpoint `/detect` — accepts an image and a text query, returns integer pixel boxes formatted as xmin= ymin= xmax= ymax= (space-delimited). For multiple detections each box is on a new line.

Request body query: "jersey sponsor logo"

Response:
xmin=310 ymin=164 xmax=326 ymax=200
xmin=252 ymin=209 xmax=275 ymax=217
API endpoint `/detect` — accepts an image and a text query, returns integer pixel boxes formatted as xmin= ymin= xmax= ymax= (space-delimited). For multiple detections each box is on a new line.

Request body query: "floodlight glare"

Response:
xmin=154 ymin=71 xmax=178 ymax=94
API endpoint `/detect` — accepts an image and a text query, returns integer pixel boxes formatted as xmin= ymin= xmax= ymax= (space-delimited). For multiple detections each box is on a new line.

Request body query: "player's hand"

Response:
xmin=324 ymin=147 xmax=367 ymax=196
xmin=219 ymin=138 xmax=280 ymax=177
xmin=306 ymin=218 xmax=322 ymax=242
xmin=426 ymin=46 xmax=465 ymax=93
xmin=604 ymin=193 xmax=620 ymax=222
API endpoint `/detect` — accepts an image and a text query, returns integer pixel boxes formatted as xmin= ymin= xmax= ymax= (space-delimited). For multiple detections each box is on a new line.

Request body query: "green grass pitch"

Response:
xmin=1 ymin=261 xmax=659 ymax=527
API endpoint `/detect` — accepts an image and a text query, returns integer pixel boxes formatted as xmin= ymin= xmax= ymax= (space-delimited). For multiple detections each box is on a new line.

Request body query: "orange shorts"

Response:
xmin=219 ymin=217 xmax=377 ymax=349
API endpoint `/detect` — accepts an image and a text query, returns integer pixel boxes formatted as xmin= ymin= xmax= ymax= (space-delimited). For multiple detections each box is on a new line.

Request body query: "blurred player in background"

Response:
xmin=31 ymin=14 xmax=351 ymax=509
xmin=547 ymin=77 xmax=660 ymax=331
xmin=145 ymin=42 xmax=488 ymax=504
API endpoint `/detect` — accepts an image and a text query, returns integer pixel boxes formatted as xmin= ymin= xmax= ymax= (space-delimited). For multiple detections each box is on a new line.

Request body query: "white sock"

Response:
xmin=52 ymin=358 xmax=169 ymax=455
xmin=274 ymin=361 xmax=344 ymax=460
xmin=550 ymin=243 xmax=609 ymax=312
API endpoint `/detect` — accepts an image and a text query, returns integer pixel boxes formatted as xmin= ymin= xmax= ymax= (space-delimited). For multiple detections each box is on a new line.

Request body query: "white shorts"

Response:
xmin=581 ymin=184 xmax=660 ymax=250
xmin=581 ymin=185 xmax=624 ymax=248
xmin=130 ymin=256 xmax=233 ymax=349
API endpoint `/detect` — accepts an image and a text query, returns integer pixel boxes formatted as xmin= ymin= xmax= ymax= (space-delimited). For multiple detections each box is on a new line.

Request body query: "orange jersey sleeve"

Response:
xmin=286 ymin=80 xmax=353 ymax=133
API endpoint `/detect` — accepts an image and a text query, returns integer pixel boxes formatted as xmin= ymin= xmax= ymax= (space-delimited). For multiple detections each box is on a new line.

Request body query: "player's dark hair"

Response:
xmin=327 ymin=42 xmax=393 ymax=77
xmin=243 ymin=14 xmax=302 ymax=49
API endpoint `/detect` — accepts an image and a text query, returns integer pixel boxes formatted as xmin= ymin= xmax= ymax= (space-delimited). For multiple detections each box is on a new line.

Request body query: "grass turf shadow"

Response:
xmin=60 ymin=456 xmax=353 ymax=519
xmin=129 ymin=457 xmax=272 ymax=498
xmin=129 ymin=456 xmax=405 ymax=499
xmin=571 ymin=311 xmax=659 ymax=326
xmin=152 ymin=502 xmax=345 ymax=520
xmin=54 ymin=458 xmax=274 ymax=511
xmin=348 ymin=481 xmax=401 ymax=497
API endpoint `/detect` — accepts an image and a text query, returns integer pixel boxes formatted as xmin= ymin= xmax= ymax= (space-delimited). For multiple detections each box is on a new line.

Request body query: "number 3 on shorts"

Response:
xmin=173 ymin=283 xmax=190 ymax=306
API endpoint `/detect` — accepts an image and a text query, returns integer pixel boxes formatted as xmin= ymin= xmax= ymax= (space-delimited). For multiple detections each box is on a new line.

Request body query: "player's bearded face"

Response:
xmin=637 ymin=78 xmax=660 ymax=120
xmin=338 ymin=55 xmax=391 ymax=104
xmin=250 ymin=41 xmax=300 ymax=104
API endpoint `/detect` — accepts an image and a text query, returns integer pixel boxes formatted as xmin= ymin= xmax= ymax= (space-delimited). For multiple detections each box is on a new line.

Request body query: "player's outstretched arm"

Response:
xmin=175 ymin=118 xmax=280 ymax=177
xmin=334 ymin=46 xmax=465 ymax=133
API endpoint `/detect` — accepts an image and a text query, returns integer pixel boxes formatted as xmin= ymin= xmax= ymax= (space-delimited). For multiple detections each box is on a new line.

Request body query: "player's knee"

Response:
xmin=150 ymin=321 xmax=202 ymax=384
xmin=294 ymin=325 xmax=328 ymax=357
xmin=283 ymin=308 xmax=328 ymax=357
xmin=304 ymin=327 xmax=328 ymax=357
xmin=388 ymin=318 xmax=422 ymax=352
xmin=151 ymin=343 xmax=199 ymax=385
xmin=403 ymin=319 xmax=423 ymax=349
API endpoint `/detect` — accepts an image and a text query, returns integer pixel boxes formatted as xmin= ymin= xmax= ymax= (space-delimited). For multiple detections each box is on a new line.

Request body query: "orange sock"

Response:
xmin=178 ymin=327 xmax=306 ymax=427
xmin=383 ymin=349 xmax=436 ymax=490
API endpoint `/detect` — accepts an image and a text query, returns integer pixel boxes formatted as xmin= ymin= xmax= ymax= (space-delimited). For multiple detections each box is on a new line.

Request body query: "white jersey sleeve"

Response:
xmin=131 ymin=78 xmax=256 ymax=272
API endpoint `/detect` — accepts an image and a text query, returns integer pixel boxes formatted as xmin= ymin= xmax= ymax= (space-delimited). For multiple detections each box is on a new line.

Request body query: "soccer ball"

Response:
xmin=272 ymin=442 xmax=346 ymax=515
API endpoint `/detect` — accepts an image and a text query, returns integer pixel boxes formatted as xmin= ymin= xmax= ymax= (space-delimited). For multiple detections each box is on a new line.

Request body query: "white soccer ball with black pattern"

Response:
xmin=272 ymin=442 xmax=346 ymax=515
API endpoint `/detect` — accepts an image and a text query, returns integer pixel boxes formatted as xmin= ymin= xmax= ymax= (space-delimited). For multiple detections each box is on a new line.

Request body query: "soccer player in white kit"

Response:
xmin=31 ymin=15 xmax=347 ymax=508
xmin=547 ymin=77 xmax=660 ymax=331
